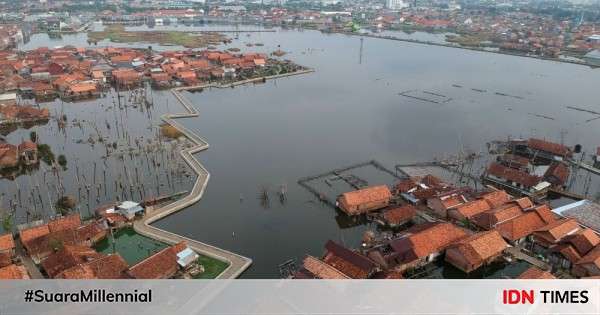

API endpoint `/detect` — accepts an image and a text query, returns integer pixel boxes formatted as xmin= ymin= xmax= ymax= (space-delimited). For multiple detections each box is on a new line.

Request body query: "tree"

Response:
xmin=29 ymin=131 xmax=37 ymax=143
xmin=37 ymin=144 xmax=55 ymax=165
xmin=0 ymin=209 xmax=12 ymax=233
xmin=55 ymin=195 xmax=77 ymax=216
xmin=57 ymin=154 xmax=67 ymax=170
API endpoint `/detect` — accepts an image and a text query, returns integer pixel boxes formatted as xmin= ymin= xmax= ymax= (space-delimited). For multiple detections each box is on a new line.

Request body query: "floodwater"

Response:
xmin=8 ymin=25 xmax=600 ymax=278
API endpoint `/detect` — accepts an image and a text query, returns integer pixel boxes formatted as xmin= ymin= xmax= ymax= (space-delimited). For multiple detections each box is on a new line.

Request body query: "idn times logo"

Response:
xmin=502 ymin=290 xmax=589 ymax=305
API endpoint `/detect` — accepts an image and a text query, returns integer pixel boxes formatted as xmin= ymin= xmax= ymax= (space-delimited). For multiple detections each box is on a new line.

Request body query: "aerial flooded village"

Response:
xmin=291 ymin=137 xmax=600 ymax=280
xmin=0 ymin=0 xmax=599 ymax=282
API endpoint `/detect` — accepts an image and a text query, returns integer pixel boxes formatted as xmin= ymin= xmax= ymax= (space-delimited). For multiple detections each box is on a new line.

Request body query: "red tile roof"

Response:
xmin=337 ymin=185 xmax=391 ymax=215
xmin=392 ymin=223 xmax=469 ymax=260
xmin=323 ymin=240 xmax=376 ymax=279
xmin=486 ymin=162 xmax=541 ymax=188
xmin=0 ymin=264 xmax=29 ymax=279
xmin=528 ymin=138 xmax=572 ymax=157
xmin=534 ymin=218 xmax=580 ymax=245
xmin=562 ymin=229 xmax=600 ymax=256
xmin=40 ymin=245 xmax=103 ymax=278
xmin=446 ymin=230 xmax=508 ymax=270
xmin=576 ymin=246 xmax=600 ymax=268
xmin=382 ymin=205 xmax=416 ymax=225
xmin=0 ymin=233 xmax=15 ymax=251
xmin=301 ymin=255 xmax=349 ymax=279
xmin=48 ymin=214 xmax=81 ymax=233
xmin=514 ymin=197 xmax=534 ymax=209
xmin=517 ymin=266 xmax=555 ymax=279
xmin=496 ymin=209 xmax=555 ymax=242
xmin=472 ymin=203 xmax=525 ymax=230
xmin=480 ymin=190 xmax=511 ymax=208
xmin=544 ymin=162 xmax=570 ymax=186
xmin=19 ymin=224 xmax=50 ymax=245
xmin=450 ymin=199 xmax=492 ymax=220
xmin=127 ymin=241 xmax=188 ymax=279
xmin=57 ymin=254 xmax=129 ymax=279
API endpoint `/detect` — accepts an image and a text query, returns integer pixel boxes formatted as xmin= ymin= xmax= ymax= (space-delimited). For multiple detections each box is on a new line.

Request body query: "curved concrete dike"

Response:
xmin=133 ymin=69 xmax=315 ymax=279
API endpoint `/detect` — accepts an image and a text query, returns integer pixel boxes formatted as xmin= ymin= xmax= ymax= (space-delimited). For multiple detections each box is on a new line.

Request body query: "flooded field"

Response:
xmin=6 ymin=24 xmax=600 ymax=278
xmin=2 ymin=87 xmax=195 ymax=225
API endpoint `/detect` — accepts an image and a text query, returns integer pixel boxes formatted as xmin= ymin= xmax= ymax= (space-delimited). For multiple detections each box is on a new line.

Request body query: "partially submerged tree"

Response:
xmin=55 ymin=195 xmax=77 ymax=216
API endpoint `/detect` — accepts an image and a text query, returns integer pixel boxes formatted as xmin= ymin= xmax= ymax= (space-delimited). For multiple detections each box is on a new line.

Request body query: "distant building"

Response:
xmin=585 ymin=50 xmax=600 ymax=66
xmin=587 ymin=35 xmax=600 ymax=44
xmin=386 ymin=0 xmax=408 ymax=10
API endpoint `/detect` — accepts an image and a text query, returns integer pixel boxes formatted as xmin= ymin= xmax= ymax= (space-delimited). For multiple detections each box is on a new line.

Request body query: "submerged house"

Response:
xmin=18 ymin=141 xmax=37 ymax=165
xmin=295 ymin=255 xmax=350 ymax=279
xmin=112 ymin=68 xmax=142 ymax=87
xmin=0 ymin=143 xmax=18 ymax=169
xmin=531 ymin=218 xmax=580 ymax=252
xmin=445 ymin=230 xmax=509 ymax=273
xmin=495 ymin=205 xmax=557 ymax=245
xmin=446 ymin=190 xmax=511 ymax=222
xmin=549 ymin=228 xmax=600 ymax=271
xmin=426 ymin=188 xmax=471 ymax=218
xmin=367 ymin=222 xmax=469 ymax=272
xmin=336 ymin=185 xmax=392 ymax=216
xmin=371 ymin=204 xmax=416 ymax=228
xmin=543 ymin=162 xmax=570 ymax=188
xmin=572 ymin=246 xmax=600 ymax=278
xmin=482 ymin=162 xmax=549 ymax=198
xmin=322 ymin=240 xmax=378 ymax=279
xmin=64 ymin=82 xmax=99 ymax=100
xmin=510 ymin=138 xmax=573 ymax=162
xmin=471 ymin=197 xmax=533 ymax=230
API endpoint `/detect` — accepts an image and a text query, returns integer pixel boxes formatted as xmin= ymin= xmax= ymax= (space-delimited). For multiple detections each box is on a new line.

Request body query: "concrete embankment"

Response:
xmin=133 ymin=69 xmax=314 ymax=278
xmin=339 ymin=31 xmax=590 ymax=67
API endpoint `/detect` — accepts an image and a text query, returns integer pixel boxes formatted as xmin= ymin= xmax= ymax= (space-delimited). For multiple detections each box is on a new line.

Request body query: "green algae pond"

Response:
xmin=94 ymin=227 xmax=168 ymax=265
xmin=95 ymin=227 xmax=229 ymax=278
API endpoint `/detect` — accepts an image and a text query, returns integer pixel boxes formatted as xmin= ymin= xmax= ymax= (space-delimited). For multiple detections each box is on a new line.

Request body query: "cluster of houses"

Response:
xmin=0 ymin=45 xmax=286 ymax=103
xmin=0 ymin=140 xmax=38 ymax=170
xmin=0 ymin=200 xmax=201 ymax=279
xmin=482 ymin=138 xmax=573 ymax=200
xmin=294 ymin=161 xmax=600 ymax=279
xmin=0 ymin=92 xmax=49 ymax=127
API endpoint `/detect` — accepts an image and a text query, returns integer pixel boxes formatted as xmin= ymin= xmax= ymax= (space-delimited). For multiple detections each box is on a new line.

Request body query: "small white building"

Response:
xmin=117 ymin=201 xmax=144 ymax=220
xmin=176 ymin=247 xmax=199 ymax=269
xmin=0 ymin=93 xmax=17 ymax=106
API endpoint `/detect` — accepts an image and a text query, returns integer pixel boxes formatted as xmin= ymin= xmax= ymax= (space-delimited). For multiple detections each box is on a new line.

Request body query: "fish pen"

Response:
xmin=395 ymin=159 xmax=485 ymax=190
xmin=297 ymin=160 xmax=405 ymax=208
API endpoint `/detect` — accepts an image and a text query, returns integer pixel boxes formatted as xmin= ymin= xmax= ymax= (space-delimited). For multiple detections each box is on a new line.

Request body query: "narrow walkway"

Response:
xmin=133 ymin=70 xmax=314 ymax=278
xmin=506 ymin=246 xmax=550 ymax=270
xmin=15 ymin=239 xmax=43 ymax=279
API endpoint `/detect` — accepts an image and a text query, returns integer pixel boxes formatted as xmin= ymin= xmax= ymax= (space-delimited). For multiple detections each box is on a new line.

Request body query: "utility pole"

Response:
xmin=359 ymin=37 xmax=364 ymax=64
